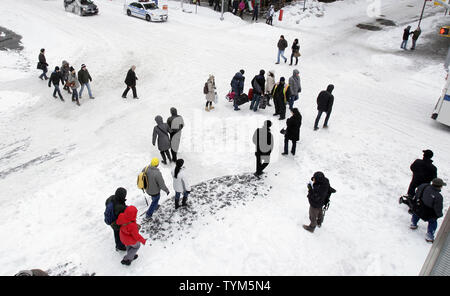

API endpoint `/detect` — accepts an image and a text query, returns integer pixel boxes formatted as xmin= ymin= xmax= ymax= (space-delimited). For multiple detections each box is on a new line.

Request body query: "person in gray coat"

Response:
xmin=153 ymin=115 xmax=172 ymax=164
xmin=410 ymin=178 xmax=446 ymax=243
xmin=143 ymin=158 xmax=170 ymax=220
xmin=288 ymin=69 xmax=301 ymax=110
xmin=67 ymin=66 xmax=80 ymax=106
xmin=167 ymin=107 xmax=184 ymax=162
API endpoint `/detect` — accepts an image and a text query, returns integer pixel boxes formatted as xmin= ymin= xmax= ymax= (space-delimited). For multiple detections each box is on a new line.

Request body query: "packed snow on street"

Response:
xmin=0 ymin=0 xmax=449 ymax=276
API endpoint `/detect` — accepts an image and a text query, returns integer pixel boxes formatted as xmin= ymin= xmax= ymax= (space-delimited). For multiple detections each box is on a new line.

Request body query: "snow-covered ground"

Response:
xmin=0 ymin=0 xmax=449 ymax=275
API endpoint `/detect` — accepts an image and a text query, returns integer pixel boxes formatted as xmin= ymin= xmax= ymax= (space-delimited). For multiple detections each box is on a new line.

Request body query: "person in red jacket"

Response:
xmin=116 ymin=205 xmax=147 ymax=265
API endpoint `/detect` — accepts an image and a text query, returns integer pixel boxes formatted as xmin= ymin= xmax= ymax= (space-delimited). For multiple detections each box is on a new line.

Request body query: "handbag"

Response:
xmin=294 ymin=51 xmax=301 ymax=58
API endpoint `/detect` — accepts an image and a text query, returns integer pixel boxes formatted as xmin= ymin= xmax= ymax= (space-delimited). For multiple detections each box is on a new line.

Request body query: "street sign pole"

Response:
xmin=220 ymin=0 xmax=224 ymax=20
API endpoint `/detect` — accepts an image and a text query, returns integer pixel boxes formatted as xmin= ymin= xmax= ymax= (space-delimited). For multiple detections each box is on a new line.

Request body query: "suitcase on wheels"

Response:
xmin=259 ymin=94 xmax=268 ymax=109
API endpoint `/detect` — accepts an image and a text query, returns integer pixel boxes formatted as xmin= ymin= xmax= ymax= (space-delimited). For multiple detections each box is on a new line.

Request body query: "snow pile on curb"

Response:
xmin=274 ymin=0 xmax=325 ymax=26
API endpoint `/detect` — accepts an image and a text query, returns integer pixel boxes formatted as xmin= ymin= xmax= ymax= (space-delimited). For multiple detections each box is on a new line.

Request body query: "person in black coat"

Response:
xmin=250 ymin=70 xmax=266 ymax=112
xmin=105 ymin=187 xmax=128 ymax=251
xmin=400 ymin=25 xmax=412 ymax=50
xmin=407 ymin=150 xmax=437 ymax=197
xmin=252 ymin=120 xmax=274 ymax=177
xmin=230 ymin=70 xmax=245 ymax=111
xmin=303 ymin=171 xmax=330 ymax=233
xmin=271 ymin=77 xmax=291 ymax=120
xmin=282 ymin=108 xmax=302 ymax=155
xmin=38 ymin=48 xmax=49 ymax=80
xmin=314 ymin=84 xmax=334 ymax=130
xmin=289 ymin=38 xmax=300 ymax=66
xmin=122 ymin=65 xmax=139 ymax=99
xmin=48 ymin=66 xmax=65 ymax=101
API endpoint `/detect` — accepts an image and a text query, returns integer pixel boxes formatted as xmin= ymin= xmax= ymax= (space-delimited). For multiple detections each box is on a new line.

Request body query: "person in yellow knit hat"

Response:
xmin=142 ymin=158 xmax=170 ymax=221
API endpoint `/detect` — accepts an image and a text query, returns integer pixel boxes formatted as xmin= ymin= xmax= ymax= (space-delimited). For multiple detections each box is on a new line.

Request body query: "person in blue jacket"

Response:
xmin=230 ymin=69 xmax=245 ymax=111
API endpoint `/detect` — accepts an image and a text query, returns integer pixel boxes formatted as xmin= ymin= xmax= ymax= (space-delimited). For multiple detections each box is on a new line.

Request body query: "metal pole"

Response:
xmin=220 ymin=0 xmax=224 ymax=20
xmin=303 ymin=0 xmax=306 ymax=12
xmin=417 ymin=0 xmax=427 ymax=28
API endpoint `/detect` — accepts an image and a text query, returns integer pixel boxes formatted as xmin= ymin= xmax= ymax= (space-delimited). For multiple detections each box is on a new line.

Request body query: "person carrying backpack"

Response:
xmin=142 ymin=158 xmax=170 ymax=221
xmin=171 ymin=159 xmax=192 ymax=209
xmin=116 ymin=205 xmax=147 ymax=265
xmin=407 ymin=150 xmax=437 ymax=197
xmin=104 ymin=187 xmax=128 ymax=251
xmin=303 ymin=172 xmax=332 ymax=233
xmin=410 ymin=178 xmax=446 ymax=243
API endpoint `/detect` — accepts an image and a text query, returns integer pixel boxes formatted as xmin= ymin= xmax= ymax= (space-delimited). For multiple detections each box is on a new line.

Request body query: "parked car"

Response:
xmin=124 ymin=1 xmax=168 ymax=22
xmin=64 ymin=0 xmax=99 ymax=16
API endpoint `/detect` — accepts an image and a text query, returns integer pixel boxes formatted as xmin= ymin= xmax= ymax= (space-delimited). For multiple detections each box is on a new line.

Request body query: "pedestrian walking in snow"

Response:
xmin=289 ymin=38 xmax=300 ymax=66
xmin=266 ymin=5 xmax=274 ymax=26
xmin=167 ymin=107 xmax=184 ymax=162
xmin=61 ymin=60 xmax=72 ymax=94
xmin=78 ymin=64 xmax=94 ymax=99
xmin=250 ymin=70 xmax=266 ymax=112
xmin=276 ymin=35 xmax=288 ymax=64
xmin=238 ymin=0 xmax=245 ymax=18
xmin=303 ymin=172 xmax=331 ymax=233
xmin=116 ymin=205 xmax=146 ymax=265
xmin=271 ymin=76 xmax=291 ymax=120
xmin=252 ymin=0 xmax=259 ymax=21
xmin=122 ymin=65 xmax=138 ymax=99
xmin=48 ymin=66 xmax=65 ymax=102
xmin=407 ymin=150 xmax=437 ymax=197
xmin=253 ymin=120 xmax=274 ymax=177
xmin=410 ymin=178 xmax=446 ymax=243
xmin=281 ymin=108 xmax=302 ymax=156
xmin=171 ymin=159 xmax=191 ymax=209
xmin=205 ymin=74 xmax=216 ymax=112
xmin=288 ymin=69 xmax=301 ymax=110
xmin=265 ymin=70 xmax=275 ymax=106
xmin=153 ymin=115 xmax=172 ymax=164
xmin=313 ymin=84 xmax=334 ymax=130
xmin=400 ymin=25 xmax=412 ymax=50
xmin=104 ymin=187 xmax=128 ymax=252
xmin=67 ymin=66 xmax=80 ymax=106
xmin=142 ymin=158 xmax=170 ymax=220
xmin=214 ymin=0 xmax=220 ymax=11
xmin=410 ymin=27 xmax=421 ymax=50
xmin=231 ymin=70 xmax=245 ymax=111
xmin=37 ymin=48 xmax=49 ymax=80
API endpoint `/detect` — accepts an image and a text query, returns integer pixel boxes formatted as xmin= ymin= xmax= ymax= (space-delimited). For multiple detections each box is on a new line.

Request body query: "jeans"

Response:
xmin=252 ymin=6 xmax=258 ymax=20
xmin=146 ymin=194 xmax=160 ymax=218
xmin=53 ymin=85 xmax=63 ymax=99
xmin=79 ymin=82 xmax=93 ymax=98
xmin=277 ymin=50 xmax=287 ymax=63
xmin=72 ymin=88 xmax=79 ymax=101
xmin=39 ymin=66 xmax=48 ymax=79
xmin=284 ymin=137 xmax=297 ymax=155
xmin=411 ymin=213 xmax=438 ymax=240
xmin=250 ymin=93 xmax=261 ymax=111
xmin=400 ymin=40 xmax=408 ymax=49
xmin=288 ymin=94 xmax=298 ymax=109
xmin=314 ymin=110 xmax=331 ymax=128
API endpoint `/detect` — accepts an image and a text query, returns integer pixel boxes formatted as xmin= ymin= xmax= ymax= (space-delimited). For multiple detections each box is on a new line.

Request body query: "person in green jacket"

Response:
xmin=410 ymin=27 xmax=421 ymax=50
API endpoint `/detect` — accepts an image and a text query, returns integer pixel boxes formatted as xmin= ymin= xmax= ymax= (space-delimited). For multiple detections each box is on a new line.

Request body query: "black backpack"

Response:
xmin=323 ymin=186 xmax=336 ymax=211
xmin=203 ymin=82 xmax=209 ymax=94
xmin=104 ymin=201 xmax=117 ymax=225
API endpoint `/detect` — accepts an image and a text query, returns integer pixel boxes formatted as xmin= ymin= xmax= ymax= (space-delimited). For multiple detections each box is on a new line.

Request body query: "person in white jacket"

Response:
xmin=171 ymin=159 xmax=191 ymax=209
xmin=265 ymin=70 xmax=275 ymax=107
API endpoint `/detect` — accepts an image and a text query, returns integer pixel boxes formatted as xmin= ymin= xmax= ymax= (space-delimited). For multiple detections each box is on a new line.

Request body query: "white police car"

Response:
xmin=124 ymin=1 xmax=168 ymax=22
xmin=64 ymin=0 xmax=99 ymax=16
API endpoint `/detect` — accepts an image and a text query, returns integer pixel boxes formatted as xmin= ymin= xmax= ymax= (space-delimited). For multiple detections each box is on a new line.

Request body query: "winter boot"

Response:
xmin=121 ymin=259 xmax=131 ymax=265
xmin=76 ymin=99 xmax=80 ymax=106
xmin=302 ymin=225 xmax=315 ymax=233
xmin=133 ymin=255 xmax=138 ymax=260
xmin=314 ymin=127 xmax=319 ymax=131
xmin=210 ymin=105 xmax=215 ymax=110
xmin=410 ymin=224 xmax=418 ymax=230
xmin=182 ymin=196 xmax=188 ymax=207
xmin=205 ymin=106 xmax=210 ymax=112
xmin=425 ymin=233 xmax=434 ymax=243
xmin=116 ymin=246 xmax=126 ymax=252
xmin=175 ymin=199 xmax=180 ymax=209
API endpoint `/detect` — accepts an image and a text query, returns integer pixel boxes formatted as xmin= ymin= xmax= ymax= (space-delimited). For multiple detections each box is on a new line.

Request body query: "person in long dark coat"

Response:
xmin=105 ymin=187 xmax=128 ymax=251
xmin=314 ymin=84 xmax=334 ymax=130
xmin=122 ymin=65 xmax=138 ymax=99
xmin=153 ymin=115 xmax=172 ymax=164
xmin=407 ymin=150 xmax=437 ymax=196
xmin=271 ymin=77 xmax=291 ymax=120
xmin=400 ymin=25 xmax=412 ymax=49
xmin=282 ymin=108 xmax=302 ymax=156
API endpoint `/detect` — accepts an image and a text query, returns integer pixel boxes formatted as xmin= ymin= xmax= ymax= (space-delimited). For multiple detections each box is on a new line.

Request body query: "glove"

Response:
xmin=307 ymin=183 xmax=312 ymax=191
